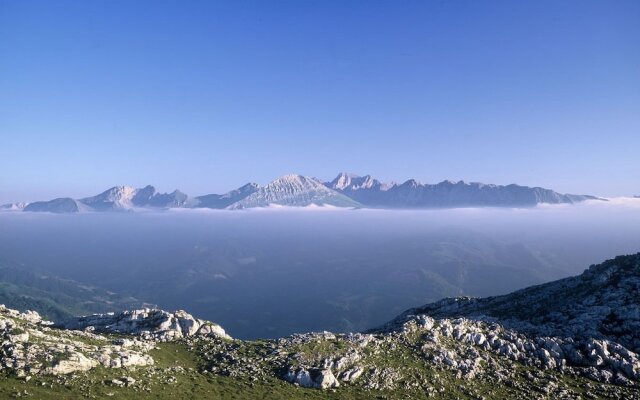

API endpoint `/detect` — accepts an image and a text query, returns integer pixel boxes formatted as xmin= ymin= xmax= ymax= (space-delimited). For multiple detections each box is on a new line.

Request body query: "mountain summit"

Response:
xmin=227 ymin=174 xmax=360 ymax=209
xmin=80 ymin=186 xmax=138 ymax=211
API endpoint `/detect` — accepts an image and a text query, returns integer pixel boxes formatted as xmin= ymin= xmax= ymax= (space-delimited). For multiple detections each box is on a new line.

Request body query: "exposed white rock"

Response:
xmin=339 ymin=367 xmax=364 ymax=382
xmin=0 ymin=305 xmax=156 ymax=376
xmin=44 ymin=353 xmax=97 ymax=375
xmin=61 ymin=308 xmax=230 ymax=341
xmin=284 ymin=367 xmax=340 ymax=389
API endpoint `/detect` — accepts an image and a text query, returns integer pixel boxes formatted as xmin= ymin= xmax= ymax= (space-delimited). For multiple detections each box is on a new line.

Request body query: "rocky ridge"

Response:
xmin=327 ymin=172 xmax=600 ymax=208
xmin=382 ymin=253 xmax=640 ymax=351
xmin=0 ymin=254 xmax=638 ymax=399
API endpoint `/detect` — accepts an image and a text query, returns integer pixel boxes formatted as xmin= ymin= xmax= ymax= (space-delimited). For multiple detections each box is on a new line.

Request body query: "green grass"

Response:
xmin=0 ymin=339 xmax=635 ymax=399
xmin=0 ymin=341 xmax=426 ymax=399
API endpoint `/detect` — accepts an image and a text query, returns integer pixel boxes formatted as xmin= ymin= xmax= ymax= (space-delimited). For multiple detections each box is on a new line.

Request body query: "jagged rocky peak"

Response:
xmin=227 ymin=174 xmax=361 ymax=209
xmin=61 ymin=308 xmax=230 ymax=341
xmin=78 ymin=185 xmax=197 ymax=210
xmin=329 ymin=172 xmax=387 ymax=191
xmin=329 ymin=172 xmax=361 ymax=190
xmin=400 ymin=178 xmax=422 ymax=188
xmin=131 ymin=185 xmax=157 ymax=205
xmin=87 ymin=185 xmax=137 ymax=202
xmin=147 ymin=189 xmax=193 ymax=208
xmin=80 ymin=185 xmax=138 ymax=211
xmin=269 ymin=173 xmax=349 ymax=193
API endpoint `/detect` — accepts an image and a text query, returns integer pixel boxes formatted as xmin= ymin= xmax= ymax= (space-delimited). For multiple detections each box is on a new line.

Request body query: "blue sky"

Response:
xmin=1 ymin=0 xmax=638 ymax=202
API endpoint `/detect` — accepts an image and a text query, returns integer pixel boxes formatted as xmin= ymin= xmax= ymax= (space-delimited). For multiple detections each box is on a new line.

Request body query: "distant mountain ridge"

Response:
xmin=2 ymin=173 xmax=602 ymax=213
xmin=327 ymin=172 xmax=599 ymax=208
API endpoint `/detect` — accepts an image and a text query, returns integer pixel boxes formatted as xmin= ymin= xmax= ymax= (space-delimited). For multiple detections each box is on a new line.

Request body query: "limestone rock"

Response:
xmin=284 ymin=367 xmax=340 ymax=389
xmin=61 ymin=309 xmax=230 ymax=341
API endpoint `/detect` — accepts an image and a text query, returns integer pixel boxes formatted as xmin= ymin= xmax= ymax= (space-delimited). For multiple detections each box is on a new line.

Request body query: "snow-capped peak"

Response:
xmin=271 ymin=174 xmax=322 ymax=186
xmin=226 ymin=174 xmax=361 ymax=209
xmin=328 ymin=173 xmax=387 ymax=191
xmin=330 ymin=172 xmax=361 ymax=190
xmin=80 ymin=185 xmax=141 ymax=210
xmin=100 ymin=186 xmax=137 ymax=202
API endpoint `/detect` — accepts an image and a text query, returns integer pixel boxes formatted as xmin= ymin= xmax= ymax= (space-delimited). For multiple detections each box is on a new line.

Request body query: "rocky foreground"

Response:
xmin=0 ymin=254 xmax=639 ymax=399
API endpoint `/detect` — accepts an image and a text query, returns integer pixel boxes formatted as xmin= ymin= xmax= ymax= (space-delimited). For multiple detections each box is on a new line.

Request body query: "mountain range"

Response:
xmin=1 ymin=173 xmax=601 ymax=213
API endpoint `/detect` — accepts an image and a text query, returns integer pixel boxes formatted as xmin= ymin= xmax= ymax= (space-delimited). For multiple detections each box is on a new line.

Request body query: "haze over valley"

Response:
xmin=1 ymin=199 xmax=638 ymax=339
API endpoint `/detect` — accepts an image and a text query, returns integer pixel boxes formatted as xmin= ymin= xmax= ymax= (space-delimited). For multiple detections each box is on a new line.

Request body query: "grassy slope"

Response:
xmin=0 ymin=339 xmax=632 ymax=400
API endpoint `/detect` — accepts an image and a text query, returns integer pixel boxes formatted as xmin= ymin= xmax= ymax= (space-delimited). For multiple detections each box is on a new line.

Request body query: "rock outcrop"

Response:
xmin=284 ymin=367 xmax=340 ymax=389
xmin=61 ymin=309 xmax=230 ymax=341
xmin=0 ymin=305 xmax=154 ymax=377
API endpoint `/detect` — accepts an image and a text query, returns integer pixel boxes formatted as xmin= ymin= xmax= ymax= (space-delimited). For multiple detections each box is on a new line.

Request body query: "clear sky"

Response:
xmin=1 ymin=0 xmax=638 ymax=203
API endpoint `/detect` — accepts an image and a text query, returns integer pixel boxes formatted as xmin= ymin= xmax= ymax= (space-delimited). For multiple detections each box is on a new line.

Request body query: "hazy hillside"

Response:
xmin=0 ymin=262 xmax=146 ymax=321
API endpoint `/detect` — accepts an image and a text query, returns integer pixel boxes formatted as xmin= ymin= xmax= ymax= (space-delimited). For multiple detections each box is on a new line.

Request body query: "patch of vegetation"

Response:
xmin=10 ymin=327 xmax=25 ymax=335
